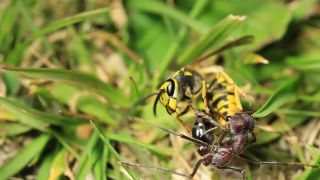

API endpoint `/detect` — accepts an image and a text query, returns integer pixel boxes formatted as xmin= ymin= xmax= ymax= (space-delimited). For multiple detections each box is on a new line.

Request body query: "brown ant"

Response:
xmin=120 ymin=112 xmax=319 ymax=179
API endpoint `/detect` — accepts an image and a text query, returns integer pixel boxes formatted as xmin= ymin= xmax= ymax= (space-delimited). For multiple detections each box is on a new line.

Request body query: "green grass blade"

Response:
xmin=177 ymin=15 xmax=246 ymax=65
xmin=106 ymin=131 xmax=173 ymax=157
xmin=47 ymin=148 xmax=67 ymax=180
xmin=129 ymin=0 xmax=207 ymax=33
xmin=276 ymin=109 xmax=320 ymax=117
xmin=36 ymin=150 xmax=55 ymax=180
xmin=286 ymin=56 xmax=320 ymax=71
xmin=0 ymin=67 xmax=129 ymax=107
xmin=50 ymin=131 xmax=81 ymax=160
xmin=0 ymin=122 xmax=32 ymax=136
xmin=76 ymin=131 xmax=99 ymax=179
xmin=253 ymin=77 xmax=299 ymax=118
xmin=89 ymin=121 xmax=140 ymax=180
xmin=0 ymin=97 xmax=84 ymax=129
xmin=157 ymin=0 xmax=209 ymax=80
xmin=49 ymin=83 xmax=117 ymax=125
xmin=93 ymin=144 xmax=108 ymax=180
xmin=28 ymin=7 xmax=109 ymax=43
xmin=0 ymin=134 xmax=51 ymax=179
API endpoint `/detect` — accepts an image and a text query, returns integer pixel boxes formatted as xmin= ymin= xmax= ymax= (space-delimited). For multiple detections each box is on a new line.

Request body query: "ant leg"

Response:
xmin=189 ymin=103 xmax=226 ymax=131
xmin=216 ymin=165 xmax=245 ymax=180
xmin=201 ymin=127 xmax=218 ymax=137
xmin=249 ymin=132 xmax=256 ymax=143
xmin=190 ymin=158 xmax=204 ymax=177
xmin=133 ymin=118 xmax=215 ymax=148
xmin=217 ymin=130 xmax=227 ymax=145
xmin=238 ymin=154 xmax=319 ymax=168
xmin=157 ymin=125 xmax=215 ymax=148
xmin=119 ymin=161 xmax=190 ymax=178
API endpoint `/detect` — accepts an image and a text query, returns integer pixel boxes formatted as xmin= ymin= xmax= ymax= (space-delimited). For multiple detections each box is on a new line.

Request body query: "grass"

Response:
xmin=0 ymin=0 xmax=320 ymax=179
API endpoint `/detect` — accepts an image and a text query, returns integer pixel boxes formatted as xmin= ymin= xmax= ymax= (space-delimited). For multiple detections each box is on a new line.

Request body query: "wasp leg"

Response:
xmin=189 ymin=103 xmax=226 ymax=131
xmin=238 ymin=154 xmax=319 ymax=168
xmin=176 ymin=115 xmax=192 ymax=135
xmin=177 ymin=103 xmax=191 ymax=116
xmin=216 ymin=165 xmax=245 ymax=180
xmin=201 ymin=80 xmax=210 ymax=114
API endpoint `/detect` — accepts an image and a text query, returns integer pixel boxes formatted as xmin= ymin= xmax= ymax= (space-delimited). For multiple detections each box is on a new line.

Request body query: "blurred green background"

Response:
xmin=0 ymin=0 xmax=319 ymax=179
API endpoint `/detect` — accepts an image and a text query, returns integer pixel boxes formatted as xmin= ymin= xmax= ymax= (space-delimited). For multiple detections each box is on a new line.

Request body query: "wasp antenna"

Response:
xmin=126 ymin=93 xmax=158 ymax=114
xmin=153 ymin=91 xmax=162 ymax=116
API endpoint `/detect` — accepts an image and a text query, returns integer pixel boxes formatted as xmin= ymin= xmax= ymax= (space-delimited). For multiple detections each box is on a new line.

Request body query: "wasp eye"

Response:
xmin=167 ymin=79 xmax=175 ymax=96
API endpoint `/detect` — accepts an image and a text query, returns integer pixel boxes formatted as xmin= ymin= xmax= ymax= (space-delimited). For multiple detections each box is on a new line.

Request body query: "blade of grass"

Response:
xmin=157 ymin=0 xmax=209 ymax=80
xmin=5 ymin=7 xmax=109 ymax=67
xmin=0 ymin=122 xmax=32 ymax=136
xmin=0 ymin=134 xmax=51 ymax=179
xmin=48 ymin=83 xmax=117 ymax=125
xmin=89 ymin=121 xmax=140 ymax=180
xmin=295 ymin=146 xmax=320 ymax=180
xmin=93 ymin=144 xmax=108 ymax=180
xmin=106 ymin=131 xmax=173 ymax=157
xmin=48 ymin=148 xmax=67 ymax=180
xmin=276 ymin=109 xmax=320 ymax=117
xmin=252 ymin=115 xmax=307 ymax=145
xmin=0 ymin=97 xmax=84 ymax=128
xmin=253 ymin=77 xmax=299 ymax=118
xmin=36 ymin=150 xmax=55 ymax=180
xmin=50 ymin=131 xmax=81 ymax=160
xmin=69 ymin=27 xmax=94 ymax=70
xmin=28 ymin=7 xmax=109 ymax=43
xmin=0 ymin=67 xmax=129 ymax=107
xmin=75 ymin=131 xmax=99 ymax=179
xmin=129 ymin=0 xmax=208 ymax=33
xmin=177 ymin=15 xmax=246 ymax=65
xmin=286 ymin=56 xmax=320 ymax=71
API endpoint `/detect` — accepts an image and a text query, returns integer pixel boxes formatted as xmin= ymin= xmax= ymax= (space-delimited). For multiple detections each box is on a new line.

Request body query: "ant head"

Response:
xmin=153 ymin=79 xmax=179 ymax=116
xmin=228 ymin=113 xmax=255 ymax=134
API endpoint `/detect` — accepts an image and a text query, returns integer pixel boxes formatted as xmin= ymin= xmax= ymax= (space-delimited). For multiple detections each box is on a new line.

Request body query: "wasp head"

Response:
xmin=153 ymin=79 xmax=179 ymax=116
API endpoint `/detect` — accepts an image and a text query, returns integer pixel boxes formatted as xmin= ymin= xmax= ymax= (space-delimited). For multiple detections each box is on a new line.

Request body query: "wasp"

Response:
xmin=152 ymin=36 xmax=255 ymax=131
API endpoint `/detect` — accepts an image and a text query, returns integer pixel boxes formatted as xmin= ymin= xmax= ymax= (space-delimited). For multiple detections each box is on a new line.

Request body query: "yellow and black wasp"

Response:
xmin=152 ymin=35 xmax=253 ymax=137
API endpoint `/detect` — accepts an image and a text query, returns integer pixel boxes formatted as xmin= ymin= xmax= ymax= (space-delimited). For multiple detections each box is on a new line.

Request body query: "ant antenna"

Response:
xmin=238 ymin=154 xmax=319 ymax=168
xmin=189 ymin=103 xmax=227 ymax=131
xmin=119 ymin=161 xmax=190 ymax=178
xmin=132 ymin=116 xmax=212 ymax=148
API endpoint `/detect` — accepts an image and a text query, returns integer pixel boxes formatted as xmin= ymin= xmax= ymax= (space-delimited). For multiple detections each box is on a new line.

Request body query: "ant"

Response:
xmin=120 ymin=112 xmax=319 ymax=179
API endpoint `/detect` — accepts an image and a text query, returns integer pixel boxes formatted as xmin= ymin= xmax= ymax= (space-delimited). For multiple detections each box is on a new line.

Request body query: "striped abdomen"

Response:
xmin=207 ymin=72 xmax=242 ymax=126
